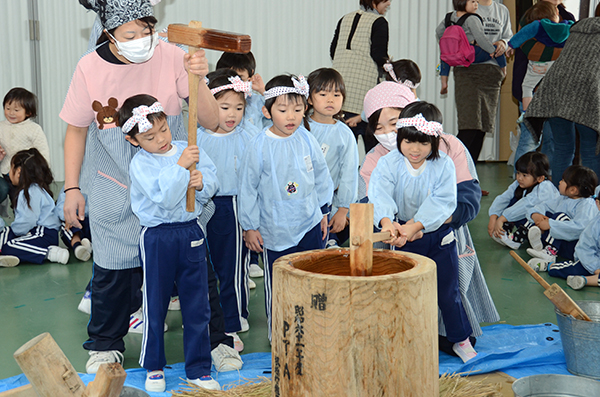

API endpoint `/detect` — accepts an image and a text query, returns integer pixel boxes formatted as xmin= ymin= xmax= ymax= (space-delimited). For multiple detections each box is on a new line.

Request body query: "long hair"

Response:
xmin=11 ymin=148 xmax=54 ymax=209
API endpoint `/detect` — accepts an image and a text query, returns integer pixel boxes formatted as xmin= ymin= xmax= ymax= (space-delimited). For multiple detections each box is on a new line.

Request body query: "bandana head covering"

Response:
xmin=383 ymin=61 xmax=421 ymax=90
xmin=396 ymin=113 xmax=443 ymax=137
xmin=263 ymin=75 xmax=309 ymax=100
xmin=363 ymin=82 xmax=416 ymax=120
xmin=122 ymin=102 xmax=164 ymax=134
xmin=79 ymin=0 xmax=154 ymax=31
xmin=210 ymin=76 xmax=253 ymax=98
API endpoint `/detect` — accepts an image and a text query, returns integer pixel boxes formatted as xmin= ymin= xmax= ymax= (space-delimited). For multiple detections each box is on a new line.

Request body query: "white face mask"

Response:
xmin=110 ymin=32 xmax=159 ymax=63
xmin=375 ymin=131 xmax=397 ymax=151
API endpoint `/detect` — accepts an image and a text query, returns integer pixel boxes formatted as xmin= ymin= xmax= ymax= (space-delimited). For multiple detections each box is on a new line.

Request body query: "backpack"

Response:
xmin=439 ymin=12 xmax=483 ymax=67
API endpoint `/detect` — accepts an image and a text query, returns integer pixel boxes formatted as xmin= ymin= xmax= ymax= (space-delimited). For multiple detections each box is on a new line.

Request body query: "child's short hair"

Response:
xmin=11 ymin=148 xmax=54 ymax=209
xmin=307 ymin=68 xmax=346 ymax=121
xmin=562 ymin=165 xmax=598 ymax=198
xmin=524 ymin=1 xmax=558 ymax=24
xmin=360 ymin=0 xmax=387 ymax=11
xmin=396 ymin=101 xmax=443 ymax=160
xmin=515 ymin=151 xmax=550 ymax=180
xmin=215 ymin=52 xmax=256 ymax=78
xmin=384 ymin=59 xmax=422 ymax=87
xmin=116 ymin=94 xmax=166 ymax=139
xmin=3 ymin=88 xmax=37 ymax=119
xmin=452 ymin=0 xmax=470 ymax=12
xmin=207 ymin=68 xmax=247 ymax=105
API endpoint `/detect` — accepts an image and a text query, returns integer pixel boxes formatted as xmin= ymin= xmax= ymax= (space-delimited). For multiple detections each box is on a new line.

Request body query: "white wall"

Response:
xmin=1 ymin=0 xmax=481 ymax=180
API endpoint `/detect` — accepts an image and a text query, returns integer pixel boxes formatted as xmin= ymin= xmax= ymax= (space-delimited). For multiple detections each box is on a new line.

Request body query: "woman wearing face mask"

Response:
xmin=60 ymin=0 xmax=218 ymax=374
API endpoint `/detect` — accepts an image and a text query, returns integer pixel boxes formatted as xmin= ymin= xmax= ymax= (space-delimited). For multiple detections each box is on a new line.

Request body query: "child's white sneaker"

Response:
xmin=81 ymin=238 xmax=92 ymax=253
xmin=567 ymin=275 xmax=587 ymax=290
xmin=491 ymin=234 xmax=507 ymax=247
xmin=0 ymin=255 xmax=20 ymax=267
xmin=168 ymin=296 xmax=180 ymax=311
xmin=78 ymin=290 xmax=91 ymax=314
xmin=187 ymin=376 xmax=220 ymax=390
xmin=128 ymin=307 xmax=168 ymax=334
xmin=248 ymin=278 xmax=256 ymax=289
xmin=528 ymin=226 xmax=544 ymax=251
xmin=452 ymin=338 xmax=478 ymax=363
xmin=249 ymin=263 xmax=264 ymax=277
xmin=85 ymin=350 xmax=123 ymax=374
xmin=211 ymin=343 xmax=243 ymax=372
xmin=74 ymin=245 xmax=91 ymax=261
xmin=527 ymin=258 xmax=550 ymax=272
xmin=239 ymin=317 xmax=249 ymax=333
xmin=527 ymin=246 xmax=557 ymax=263
xmin=145 ymin=370 xmax=166 ymax=393
xmin=225 ymin=332 xmax=244 ymax=352
xmin=500 ymin=233 xmax=521 ymax=249
xmin=47 ymin=246 xmax=69 ymax=264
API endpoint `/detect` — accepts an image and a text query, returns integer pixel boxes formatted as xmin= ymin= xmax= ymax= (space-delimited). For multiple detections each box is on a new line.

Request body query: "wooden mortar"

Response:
xmin=272 ymin=249 xmax=438 ymax=397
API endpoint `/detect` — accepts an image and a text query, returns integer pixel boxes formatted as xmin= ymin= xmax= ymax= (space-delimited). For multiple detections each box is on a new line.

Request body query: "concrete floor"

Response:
xmin=1 ymin=162 xmax=599 ymax=381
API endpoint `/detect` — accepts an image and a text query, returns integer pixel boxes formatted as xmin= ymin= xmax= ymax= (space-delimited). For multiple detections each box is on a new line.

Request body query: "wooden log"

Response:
xmin=82 ymin=363 xmax=126 ymax=397
xmin=13 ymin=333 xmax=85 ymax=397
xmin=272 ymin=249 xmax=439 ymax=397
xmin=349 ymin=203 xmax=375 ymax=276
xmin=0 ymin=385 xmax=37 ymax=397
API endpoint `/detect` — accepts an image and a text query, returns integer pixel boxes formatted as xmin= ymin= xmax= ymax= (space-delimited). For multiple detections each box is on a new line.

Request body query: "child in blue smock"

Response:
xmin=0 ymin=148 xmax=68 ymax=266
xmin=119 ymin=94 xmax=220 ymax=392
xmin=306 ymin=68 xmax=358 ymax=247
xmin=237 ymin=74 xmax=334 ymax=339
xmin=553 ymin=186 xmax=600 ymax=290
xmin=216 ymin=51 xmax=269 ymax=130
xmin=368 ymin=104 xmax=476 ymax=363
xmin=198 ymin=69 xmax=257 ymax=345
xmin=488 ymin=151 xmax=558 ymax=249
xmin=527 ymin=165 xmax=599 ymax=271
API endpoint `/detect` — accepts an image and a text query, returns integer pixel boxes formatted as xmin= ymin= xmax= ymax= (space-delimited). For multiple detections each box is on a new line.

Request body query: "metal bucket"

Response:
xmin=556 ymin=300 xmax=600 ymax=379
xmin=120 ymin=386 xmax=150 ymax=397
xmin=512 ymin=374 xmax=600 ymax=396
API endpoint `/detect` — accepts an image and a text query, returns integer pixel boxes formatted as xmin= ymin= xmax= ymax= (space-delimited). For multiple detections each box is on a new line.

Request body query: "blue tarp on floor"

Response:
xmin=0 ymin=323 xmax=588 ymax=396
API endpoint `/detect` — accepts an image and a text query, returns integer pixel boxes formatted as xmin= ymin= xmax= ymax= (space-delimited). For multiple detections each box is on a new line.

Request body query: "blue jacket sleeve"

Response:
xmin=195 ymin=147 xmax=219 ymax=205
xmin=332 ymin=128 xmax=359 ymax=209
xmin=449 ymin=179 xmax=481 ymax=229
xmin=413 ymin=159 xmax=457 ymax=233
xmin=130 ymin=156 xmax=189 ymax=211
xmin=509 ymin=20 xmax=540 ymax=49
xmin=489 ymin=181 xmax=518 ymax=217
xmin=307 ymin=133 xmax=334 ymax=213
xmin=369 ymin=156 xmax=399 ymax=227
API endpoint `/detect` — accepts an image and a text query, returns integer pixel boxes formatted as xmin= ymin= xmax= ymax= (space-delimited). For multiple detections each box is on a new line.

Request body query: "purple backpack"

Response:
xmin=439 ymin=12 xmax=483 ymax=67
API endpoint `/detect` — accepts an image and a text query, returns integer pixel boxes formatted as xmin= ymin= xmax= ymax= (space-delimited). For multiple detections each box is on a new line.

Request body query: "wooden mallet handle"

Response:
xmin=509 ymin=250 xmax=551 ymax=290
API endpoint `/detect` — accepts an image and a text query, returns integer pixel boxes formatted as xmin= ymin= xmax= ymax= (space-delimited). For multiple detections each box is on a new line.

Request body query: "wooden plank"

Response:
xmin=0 ymin=384 xmax=38 ymax=397
xmin=82 ymin=363 xmax=126 ymax=397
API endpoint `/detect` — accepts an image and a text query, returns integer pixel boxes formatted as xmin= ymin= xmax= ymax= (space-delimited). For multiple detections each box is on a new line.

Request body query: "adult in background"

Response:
xmin=524 ymin=17 xmax=600 ymax=188
xmin=451 ymin=0 xmax=512 ymax=193
xmin=330 ymin=0 xmax=390 ymax=154
xmin=61 ymin=0 xmax=218 ymax=374
xmin=512 ymin=0 xmax=576 ymax=169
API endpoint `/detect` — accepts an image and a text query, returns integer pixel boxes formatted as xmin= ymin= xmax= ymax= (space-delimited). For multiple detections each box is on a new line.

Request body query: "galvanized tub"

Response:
xmin=512 ymin=374 xmax=600 ymax=396
xmin=120 ymin=386 xmax=150 ymax=397
xmin=556 ymin=301 xmax=600 ymax=379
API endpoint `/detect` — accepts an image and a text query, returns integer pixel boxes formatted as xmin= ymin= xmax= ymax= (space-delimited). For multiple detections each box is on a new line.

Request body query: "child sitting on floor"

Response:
xmin=527 ymin=165 xmax=599 ymax=271
xmin=488 ymin=151 xmax=558 ymax=249
xmin=541 ymin=186 xmax=600 ymax=290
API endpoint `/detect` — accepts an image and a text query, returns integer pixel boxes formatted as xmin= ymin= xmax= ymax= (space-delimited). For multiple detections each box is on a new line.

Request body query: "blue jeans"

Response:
xmin=545 ymin=117 xmax=600 ymax=187
xmin=440 ymin=45 xmax=507 ymax=76
xmin=513 ymin=105 xmax=555 ymax=177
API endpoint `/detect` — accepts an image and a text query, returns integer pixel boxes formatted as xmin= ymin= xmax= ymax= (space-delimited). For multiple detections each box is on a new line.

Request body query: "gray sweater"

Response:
xmin=436 ymin=11 xmax=496 ymax=54
xmin=524 ymin=17 xmax=600 ymax=147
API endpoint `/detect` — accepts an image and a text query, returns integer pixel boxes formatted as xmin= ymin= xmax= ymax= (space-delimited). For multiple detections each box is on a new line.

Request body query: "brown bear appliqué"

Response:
xmin=92 ymin=98 xmax=119 ymax=130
